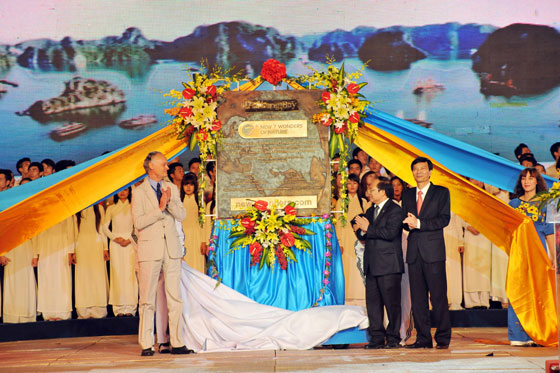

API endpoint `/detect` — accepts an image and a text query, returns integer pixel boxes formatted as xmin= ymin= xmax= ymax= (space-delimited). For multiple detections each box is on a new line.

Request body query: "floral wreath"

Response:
xmin=229 ymin=200 xmax=315 ymax=270
xmin=533 ymin=181 xmax=560 ymax=213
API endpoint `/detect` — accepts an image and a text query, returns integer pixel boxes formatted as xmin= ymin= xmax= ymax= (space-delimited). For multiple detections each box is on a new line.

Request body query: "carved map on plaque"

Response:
xmin=216 ymin=90 xmax=329 ymax=218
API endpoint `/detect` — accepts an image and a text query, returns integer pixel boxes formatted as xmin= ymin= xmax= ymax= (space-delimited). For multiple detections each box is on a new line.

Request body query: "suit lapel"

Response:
xmin=374 ymin=200 xmax=390 ymax=222
xmin=142 ymin=178 xmax=159 ymax=209
xmin=419 ymin=183 xmax=435 ymax=217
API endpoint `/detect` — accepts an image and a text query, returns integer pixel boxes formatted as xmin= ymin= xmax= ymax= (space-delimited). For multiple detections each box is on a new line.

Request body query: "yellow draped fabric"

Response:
xmin=0 ymin=125 xmax=185 ymax=255
xmin=356 ymin=122 xmax=557 ymax=346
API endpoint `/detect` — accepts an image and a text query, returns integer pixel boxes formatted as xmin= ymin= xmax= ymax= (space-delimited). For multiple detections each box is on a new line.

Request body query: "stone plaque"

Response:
xmin=216 ymin=90 xmax=330 ymax=218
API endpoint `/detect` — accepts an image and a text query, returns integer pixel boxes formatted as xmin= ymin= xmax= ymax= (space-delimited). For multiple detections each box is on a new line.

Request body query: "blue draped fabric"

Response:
xmin=364 ymin=110 xmax=557 ymax=192
xmin=207 ymin=218 xmax=345 ymax=311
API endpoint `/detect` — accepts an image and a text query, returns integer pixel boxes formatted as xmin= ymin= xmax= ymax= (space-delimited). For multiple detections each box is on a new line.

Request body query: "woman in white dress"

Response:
xmin=181 ymin=172 xmax=205 ymax=273
xmin=74 ymin=205 xmax=109 ymax=318
xmin=35 ymin=216 xmax=76 ymax=321
xmin=335 ymin=173 xmax=370 ymax=303
xmin=103 ymin=187 xmax=138 ymax=316
xmin=1 ymin=238 xmax=37 ymax=323
xmin=444 ymin=211 xmax=465 ymax=310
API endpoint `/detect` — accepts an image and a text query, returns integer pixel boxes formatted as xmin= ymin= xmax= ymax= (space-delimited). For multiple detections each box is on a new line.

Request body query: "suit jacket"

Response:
xmin=356 ymin=199 xmax=404 ymax=276
xmin=401 ymin=183 xmax=450 ymax=264
xmin=132 ymin=178 xmax=186 ymax=262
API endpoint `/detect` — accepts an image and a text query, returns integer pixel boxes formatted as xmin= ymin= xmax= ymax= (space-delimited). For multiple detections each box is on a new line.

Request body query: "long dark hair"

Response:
xmin=347 ymin=173 xmax=366 ymax=213
xmin=113 ymin=187 xmax=132 ymax=204
xmin=181 ymin=172 xmax=199 ymax=204
xmin=76 ymin=204 xmax=102 ymax=233
xmin=513 ymin=167 xmax=548 ymax=198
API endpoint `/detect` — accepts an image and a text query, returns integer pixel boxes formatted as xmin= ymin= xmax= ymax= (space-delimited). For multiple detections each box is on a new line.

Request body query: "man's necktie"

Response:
xmin=417 ymin=190 xmax=423 ymax=214
xmin=373 ymin=205 xmax=379 ymax=220
xmin=156 ymin=183 xmax=162 ymax=204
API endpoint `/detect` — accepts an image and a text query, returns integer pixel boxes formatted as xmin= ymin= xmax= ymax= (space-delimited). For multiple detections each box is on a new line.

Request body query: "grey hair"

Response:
xmin=143 ymin=151 xmax=163 ymax=173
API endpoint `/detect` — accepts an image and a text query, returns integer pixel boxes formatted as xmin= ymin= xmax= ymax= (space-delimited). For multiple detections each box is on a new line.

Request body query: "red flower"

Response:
xmin=280 ymin=232 xmax=295 ymax=247
xmin=321 ymin=91 xmax=331 ymax=103
xmin=284 ymin=205 xmax=297 ymax=216
xmin=261 ymin=59 xmax=287 ymax=86
xmin=249 ymin=242 xmax=262 ymax=256
xmin=290 ymin=225 xmax=306 ymax=235
xmin=254 ymin=200 xmax=268 ymax=212
xmin=346 ymin=83 xmax=360 ymax=95
xmin=330 ymin=79 xmax=338 ymax=89
xmin=185 ymin=126 xmax=195 ymax=136
xmin=275 ymin=245 xmax=288 ymax=270
xmin=197 ymin=130 xmax=208 ymax=141
xmin=206 ymin=85 xmax=217 ymax=97
xmin=321 ymin=117 xmax=333 ymax=127
xmin=182 ymin=88 xmax=196 ymax=99
xmin=210 ymin=120 xmax=222 ymax=131
xmin=334 ymin=123 xmax=346 ymax=134
xmin=241 ymin=217 xmax=255 ymax=231
xmin=348 ymin=111 xmax=360 ymax=123
xmin=179 ymin=107 xmax=193 ymax=118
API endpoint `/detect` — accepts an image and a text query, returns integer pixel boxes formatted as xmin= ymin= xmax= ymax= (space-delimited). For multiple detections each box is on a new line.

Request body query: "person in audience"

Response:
xmin=34 ymin=215 xmax=76 ymax=321
xmin=462 ymin=179 xmax=492 ymax=309
xmin=514 ymin=143 xmax=532 ymax=161
xmin=519 ymin=153 xmax=537 ymax=168
xmin=335 ymin=173 xmax=370 ymax=303
xmin=347 ymin=159 xmax=363 ymax=178
xmin=546 ymin=142 xmax=560 ymax=179
xmin=103 ymin=187 xmax=138 ymax=317
xmin=332 ymin=153 xmax=340 ymax=174
xmin=14 ymin=157 xmax=31 ymax=185
xmin=200 ymin=188 xmax=216 ymax=258
xmin=41 ymin=159 xmax=56 ymax=176
xmin=443 ymin=212 xmax=465 ymax=310
xmin=353 ymin=147 xmax=370 ymax=176
xmin=361 ymin=171 xmax=377 ymax=195
xmin=0 ymin=169 xmax=12 ymax=191
xmin=1 ymin=235 xmax=37 ymax=323
xmin=368 ymin=157 xmax=387 ymax=177
xmin=535 ymin=163 xmax=546 ymax=176
xmin=188 ymin=157 xmax=201 ymax=175
xmin=167 ymin=162 xmax=185 ymax=192
xmin=391 ymin=177 xmax=406 ymax=203
xmin=507 ymin=168 xmax=555 ymax=346
xmin=7 ymin=170 xmax=15 ymax=188
xmin=74 ymin=204 xmax=109 ymax=319
xmin=54 ymin=159 xmax=76 ymax=172
xmin=181 ymin=172 xmax=205 ymax=273
xmin=203 ymin=161 xmax=216 ymax=202
xmin=27 ymin=162 xmax=43 ymax=180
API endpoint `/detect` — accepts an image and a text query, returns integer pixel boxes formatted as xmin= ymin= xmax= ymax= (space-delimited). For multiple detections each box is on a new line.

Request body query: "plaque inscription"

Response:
xmin=216 ymin=90 xmax=329 ymax=218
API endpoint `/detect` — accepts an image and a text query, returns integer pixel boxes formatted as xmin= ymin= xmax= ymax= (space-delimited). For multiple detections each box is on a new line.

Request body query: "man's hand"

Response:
xmin=354 ymin=215 xmax=369 ymax=232
xmin=466 ymin=226 xmax=479 ymax=235
xmin=159 ymin=186 xmax=171 ymax=211
xmin=200 ymin=242 xmax=208 ymax=255
xmin=0 ymin=256 xmax=11 ymax=266
xmin=103 ymin=250 xmax=110 ymax=261
xmin=68 ymin=253 xmax=76 ymax=265
xmin=403 ymin=212 xmax=418 ymax=230
xmin=458 ymin=245 xmax=464 ymax=254
xmin=32 ymin=257 xmax=38 ymax=267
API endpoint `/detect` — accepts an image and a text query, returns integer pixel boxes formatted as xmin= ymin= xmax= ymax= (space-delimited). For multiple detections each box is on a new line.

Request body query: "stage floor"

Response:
xmin=0 ymin=328 xmax=556 ymax=372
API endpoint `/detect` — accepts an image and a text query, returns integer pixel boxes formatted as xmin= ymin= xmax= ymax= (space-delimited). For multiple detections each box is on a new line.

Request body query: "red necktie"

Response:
xmin=417 ymin=190 xmax=423 ymax=214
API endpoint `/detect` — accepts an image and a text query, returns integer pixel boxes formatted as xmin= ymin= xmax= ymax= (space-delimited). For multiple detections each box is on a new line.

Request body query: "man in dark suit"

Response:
xmin=354 ymin=178 xmax=404 ymax=349
xmin=402 ymin=157 xmax=451 ymax=349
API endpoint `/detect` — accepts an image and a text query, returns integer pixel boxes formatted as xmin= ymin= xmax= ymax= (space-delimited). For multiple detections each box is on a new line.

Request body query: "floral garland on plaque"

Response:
xmin=164 ymin=63 xmax=241 ymax=224
xmin=229 ymin=200 xmax=316 ymax=270
xmin=296 ymin=58 xmax=370 ymax=225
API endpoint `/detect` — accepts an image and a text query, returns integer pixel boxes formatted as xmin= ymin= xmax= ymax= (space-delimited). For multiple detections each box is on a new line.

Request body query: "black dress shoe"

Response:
xmin=170 ymin=346 xmax=194 ymax=354
xmin=436 ymin=344 xmax=449 ymax=349
xmin=364 ymin=343 xmax=385 ymax=349
xmin=385 ymin=342 xmax=401 ymax=349
xmin=158 ymin=342 xmax=171 ymax=354
xmin=141 ymin=348 xmax=155 ymax=356
xmin=405 ymin=342 xmax=433 ymax=349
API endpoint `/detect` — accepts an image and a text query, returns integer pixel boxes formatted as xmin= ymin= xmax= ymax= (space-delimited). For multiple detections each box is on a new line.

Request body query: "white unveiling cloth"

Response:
xmin=179 ymin=262 xmax=368 ymax=352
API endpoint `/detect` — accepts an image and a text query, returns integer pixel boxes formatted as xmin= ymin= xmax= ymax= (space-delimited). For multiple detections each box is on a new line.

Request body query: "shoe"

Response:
xmin=141 ymin=348 xmax=154 ymax=356
xmin=170 ymin=346 xmax=194 ymax=354
xmin=158 ymin=342 xmax=171 ymax=354
xmin=364 ymin=343 xmax=385 ymax=349
xmin=436 ymin=344 xmax=449 ymax=349
xmin=405 ymin=342 xmax=433 ymax=349
xmin=385 ymin=342 xmax=400 ymax=349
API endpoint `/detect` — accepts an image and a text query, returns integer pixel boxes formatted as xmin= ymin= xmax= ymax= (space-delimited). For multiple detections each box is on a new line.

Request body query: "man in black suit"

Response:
xmin=402 ymin=157 xmax=451 ymax=349
xmin=354 ymin=178 xmax=404 ymax=349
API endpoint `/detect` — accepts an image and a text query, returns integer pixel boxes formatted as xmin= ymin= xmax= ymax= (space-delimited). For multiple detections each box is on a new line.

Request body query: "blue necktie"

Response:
xmin=156 ymin=183 xmax=162 ymax=204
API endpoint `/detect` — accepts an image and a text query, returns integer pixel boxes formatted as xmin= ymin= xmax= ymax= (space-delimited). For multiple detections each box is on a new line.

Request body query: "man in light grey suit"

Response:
xmin=132 ymin=151 xmax=191 ymax=356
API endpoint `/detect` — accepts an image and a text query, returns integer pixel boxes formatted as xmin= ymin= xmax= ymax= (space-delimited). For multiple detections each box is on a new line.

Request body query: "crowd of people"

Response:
xmin=0 ymin=141 xmax=558 ymax=350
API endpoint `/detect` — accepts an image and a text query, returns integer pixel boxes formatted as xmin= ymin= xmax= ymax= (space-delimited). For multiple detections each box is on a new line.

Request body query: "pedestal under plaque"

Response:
xmin=216 ymin=90 xmax=330 ymax=218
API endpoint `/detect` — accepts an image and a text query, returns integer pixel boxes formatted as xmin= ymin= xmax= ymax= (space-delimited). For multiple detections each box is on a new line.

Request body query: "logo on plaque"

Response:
xmin=216 ymin=90 xmax=329 ymax=218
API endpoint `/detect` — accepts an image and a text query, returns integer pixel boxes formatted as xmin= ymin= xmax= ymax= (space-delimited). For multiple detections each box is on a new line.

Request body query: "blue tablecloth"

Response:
xmin=206 ymin=218 xmax=345 ymax=311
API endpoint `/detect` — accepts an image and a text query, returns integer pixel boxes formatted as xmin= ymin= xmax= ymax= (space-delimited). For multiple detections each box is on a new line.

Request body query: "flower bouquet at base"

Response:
xmin=229 ymin=200 xmax=316 ymax=270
